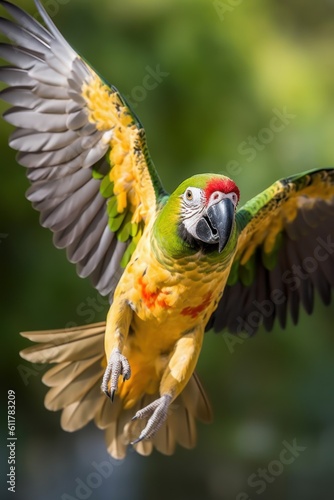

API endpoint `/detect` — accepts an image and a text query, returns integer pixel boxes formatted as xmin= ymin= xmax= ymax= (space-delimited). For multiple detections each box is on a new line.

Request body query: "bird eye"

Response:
xmin=183 ymin=187 xmax=202 ymax=207
xmin=185 ymin=189 xmax=193 ymax=201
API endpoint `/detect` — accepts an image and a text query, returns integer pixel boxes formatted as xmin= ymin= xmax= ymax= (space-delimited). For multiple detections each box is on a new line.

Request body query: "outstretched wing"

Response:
xmin=209 ymin=168 xmax=334 ymax=334
xmin=0 ymin=0 xmax=166 ymax=298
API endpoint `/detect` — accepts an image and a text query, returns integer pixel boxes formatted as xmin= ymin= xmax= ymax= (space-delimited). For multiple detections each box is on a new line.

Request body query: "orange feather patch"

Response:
xmin=138 ymin=277 xmax=171 ymax=310
xmin=181 ymin=292 xmax=212 ymax=319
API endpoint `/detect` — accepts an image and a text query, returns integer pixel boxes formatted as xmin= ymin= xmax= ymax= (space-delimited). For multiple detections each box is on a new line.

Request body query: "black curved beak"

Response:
xmin=208 ymin=198 xmax=234 ymax=252
xmin=196 ymin=198 xmax=234 ymax=252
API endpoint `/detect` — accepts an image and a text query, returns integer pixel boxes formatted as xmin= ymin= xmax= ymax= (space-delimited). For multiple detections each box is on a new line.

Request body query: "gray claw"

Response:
xmin=131 ymin=394 xmax=172 ymax=444
xmin=101 ymin=348 xmax=131 ymax=400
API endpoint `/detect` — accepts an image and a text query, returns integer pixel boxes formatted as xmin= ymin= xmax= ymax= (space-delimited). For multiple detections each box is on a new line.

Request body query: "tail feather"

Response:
xmin=21 ymin=322 xmax=106 ymax=342
xmin=105 ymin=399 xmax=132 ymax=459
xmin=185 ymin=372 xmax=213 ymax=423
xmin=171 ymin=406 xmax=197 ymax=450
xmin=42 ymin=355 xmax=101 ymax=387
xmin=153 ymin=420 xmax=176 ymax=455
xmin=42 ymin=361 xmax=72 ymax=386
xmin=20 ymin=322 xmax=106 ymax=362
xmin=60 ymin=380 xmax=104 ymax=431
xmin=133 ymin=438 xmax=154 ymax=457
xmin=45 ymin=357 xmax=103 ymax=411
xmin=20 ymin=322 xmax=212 ymax=459
xmin=20 ymin=333 xmax=103 ymax=363
xmin=94 ymin=396 xmax=114 ymax=430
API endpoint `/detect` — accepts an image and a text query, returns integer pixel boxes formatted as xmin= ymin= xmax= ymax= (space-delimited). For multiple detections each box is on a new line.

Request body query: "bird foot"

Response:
xmin=101 ymin=348 xmax=131 ymax=401
xmin=131 ymin=394 xmax=172 ymax=444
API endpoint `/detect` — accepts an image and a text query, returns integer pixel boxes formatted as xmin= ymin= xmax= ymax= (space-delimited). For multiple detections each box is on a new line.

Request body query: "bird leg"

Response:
xmin=101 ymin=348 xmax=131 ymax=401
xmin=131 ymin=325 xmax=204 ymax=443
xmin=102 ymin=299 xmax=133 ymax=400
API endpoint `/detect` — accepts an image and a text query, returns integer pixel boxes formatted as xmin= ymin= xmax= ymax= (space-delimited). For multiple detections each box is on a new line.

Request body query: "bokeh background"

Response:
xmin=1 ymin=0 xmax=334 ymax=499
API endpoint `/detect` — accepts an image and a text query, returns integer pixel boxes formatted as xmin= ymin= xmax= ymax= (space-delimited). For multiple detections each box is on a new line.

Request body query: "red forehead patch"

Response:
xmin=205 ymin=178 xmax=240 ymax=202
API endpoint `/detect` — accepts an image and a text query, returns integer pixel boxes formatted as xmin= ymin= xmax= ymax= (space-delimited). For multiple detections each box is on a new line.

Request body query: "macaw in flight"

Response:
xmin=0 ymin=0 xmax=333 ymax=459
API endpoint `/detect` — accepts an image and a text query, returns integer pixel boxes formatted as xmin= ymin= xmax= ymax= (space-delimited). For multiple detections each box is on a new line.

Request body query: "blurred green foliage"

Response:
xmin=1 ymin=0 xmax=334 ymax=499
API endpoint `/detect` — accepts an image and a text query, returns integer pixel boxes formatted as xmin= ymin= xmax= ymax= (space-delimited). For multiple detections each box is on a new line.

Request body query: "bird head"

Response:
xmin=155 ymin=174 xmax=240 ymax=258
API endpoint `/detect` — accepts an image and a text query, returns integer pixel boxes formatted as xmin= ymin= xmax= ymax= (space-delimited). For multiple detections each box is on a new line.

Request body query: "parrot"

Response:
xmin=0 ymin=0 xmax=333 ymax=460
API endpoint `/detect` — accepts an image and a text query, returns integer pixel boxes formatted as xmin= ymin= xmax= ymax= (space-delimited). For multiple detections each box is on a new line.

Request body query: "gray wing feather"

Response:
xmin=75 ymin=227 xmax=115 ymax=275
xmin=28 ymin=168 xmax=93 ymax=202
xmin=0 ymin=43 xmax=43 ymax=67
xmin=0 ymin=66 xmax=33 ymax=86
xmin=4 ymin=107 xmax=69 ymax=131
xmin=0 ymin=86 xmax=40 ymax=107
xmin=52 ymin=193 xmax=105 ymax=241
xmin=66 ymin=109 xmax=89 ymax=130
xmin=89 ymin=239 xmax=128 ymax=295
xmin=29 ymin=63 xmax=69 ymax=85
xmin=1 ymin=0 xmax=52 ymax=40
xmin=68 ymin=208 xmax=109 ymax=263
xmin=0 ymin=18 xmax=49 ymax=52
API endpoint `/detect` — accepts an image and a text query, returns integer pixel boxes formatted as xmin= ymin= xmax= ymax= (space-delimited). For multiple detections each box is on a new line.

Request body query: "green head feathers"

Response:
xmin=153 ymin=174 xmax=240 ymax=261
